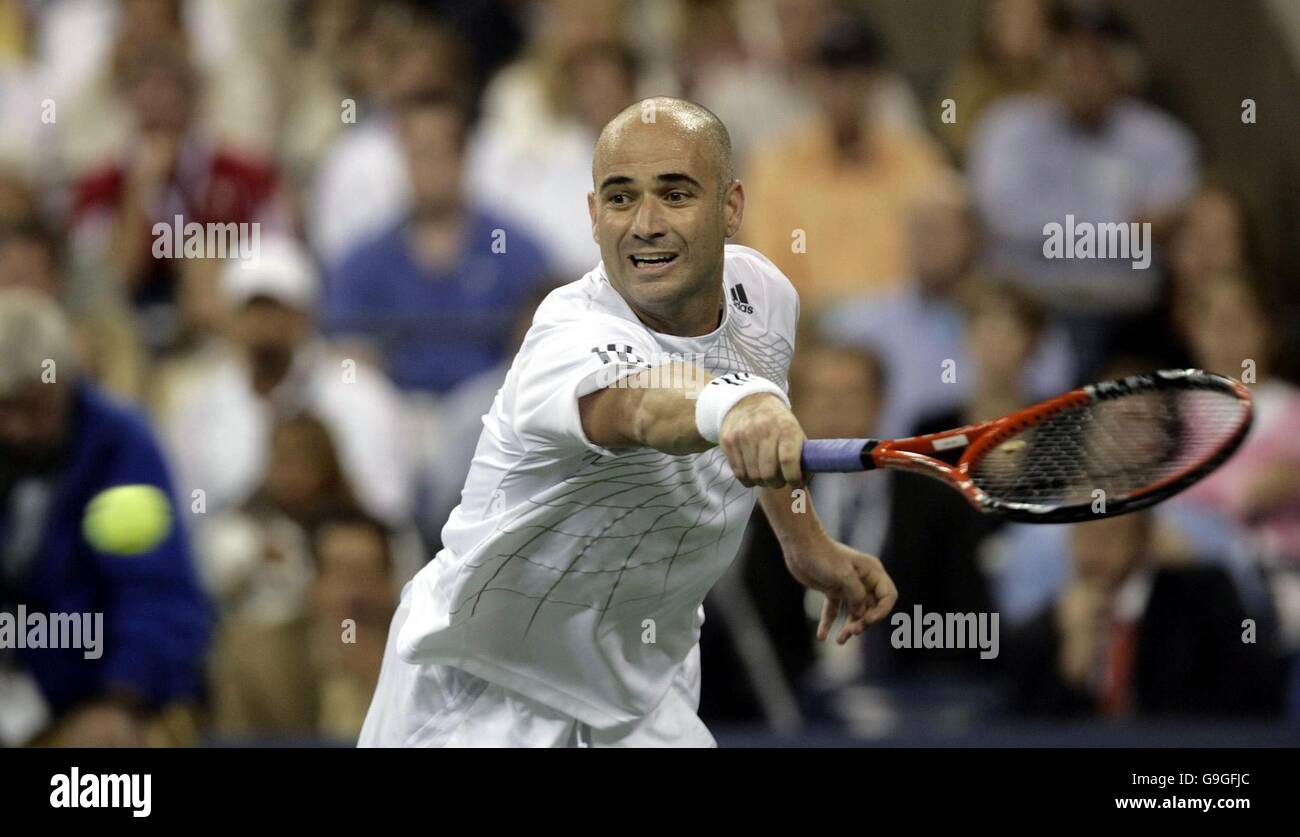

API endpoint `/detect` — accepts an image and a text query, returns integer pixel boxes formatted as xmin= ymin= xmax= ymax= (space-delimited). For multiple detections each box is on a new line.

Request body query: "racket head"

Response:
xmin=871 ymin=369 xmax=1254 ymax=523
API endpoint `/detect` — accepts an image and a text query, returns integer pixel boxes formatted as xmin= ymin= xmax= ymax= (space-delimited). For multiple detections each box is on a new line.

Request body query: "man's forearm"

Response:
xmin=627 ymin=363 xmax=715 ymax=454
xmin=579 ymin=364 xmax=804 ymax=489
xmin=581 ymin=362 xmax=714 ymax=454
xmin=758 ymin=485 xmax=828 ymax=553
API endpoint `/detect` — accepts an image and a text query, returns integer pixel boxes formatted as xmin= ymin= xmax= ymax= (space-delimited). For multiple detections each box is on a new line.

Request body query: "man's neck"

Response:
xmin=409 ymin=207 xmax=465 ymax=273
xmin=629 ymin=284 xmax=725 ymax=338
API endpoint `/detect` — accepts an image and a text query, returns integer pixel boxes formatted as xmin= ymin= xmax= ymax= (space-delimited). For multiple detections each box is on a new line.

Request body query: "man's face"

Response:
xmin=812 ymin=66 xmax=874 ymax=130
xmin=130 ymin=64 xmax=193 ymax=136
xmin=792 ymin=349 xmax=881 ymax=439
xmin=1053 ymin=35 xmax=1122 ymax=124
xmin=230 ymin=298 xmax=309 ymax=380
xmin=906 ymin=198 xmax=974 ymax=295
xmin=266 ymin=424 xmax=332 ymax=517
xmin=566 ymin=52 xmax=635 ymax=133
xmin=969 ymin=304 xmax=1036 ymax=385
xmin=1186 ymin=280 xmax=1268 ymax=376
xmin=0 ymin=381 xmax=71 ymax=472
xmin=0 ymin=240 xmax=60 ymax=298
xmin=313 ymin=523 xmax=394 ymax=626
xmin=588 ymin=118 xmax=742 ymax=325
xmin=402 ymin=107 xmax=464 ymax=215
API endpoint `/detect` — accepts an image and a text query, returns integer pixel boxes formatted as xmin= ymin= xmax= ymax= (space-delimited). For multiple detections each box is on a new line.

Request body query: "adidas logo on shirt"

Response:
xmin=728 ymin=284 xmax=754 ymax=314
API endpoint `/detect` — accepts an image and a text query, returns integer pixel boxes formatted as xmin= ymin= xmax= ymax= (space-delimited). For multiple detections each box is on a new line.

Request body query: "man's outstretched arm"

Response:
xmin=579 ymin=363 xmax=800 ymax=483
xmin=758 ymin=486 xmax=897 ymax=644
xmin=580 ymin=363 xmax=897 ymax=639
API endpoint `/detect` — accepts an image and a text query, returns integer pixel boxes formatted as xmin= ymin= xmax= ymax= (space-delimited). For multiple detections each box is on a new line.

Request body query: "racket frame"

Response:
xmin=809 ymin=369 xmax=1254 ymax=523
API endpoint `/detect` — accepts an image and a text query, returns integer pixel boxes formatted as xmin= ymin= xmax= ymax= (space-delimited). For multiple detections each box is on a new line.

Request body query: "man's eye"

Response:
xmin=666 ymin=191 xmax=688 ymax=202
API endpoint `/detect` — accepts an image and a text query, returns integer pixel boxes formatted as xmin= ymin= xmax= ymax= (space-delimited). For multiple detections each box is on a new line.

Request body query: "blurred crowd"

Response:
xmin=0 ymin=0 xmax=1297 ymax=745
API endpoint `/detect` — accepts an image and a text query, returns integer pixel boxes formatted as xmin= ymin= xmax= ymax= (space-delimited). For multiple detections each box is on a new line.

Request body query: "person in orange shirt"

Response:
xmin=741 ymin=12 xmax=948 ymax=315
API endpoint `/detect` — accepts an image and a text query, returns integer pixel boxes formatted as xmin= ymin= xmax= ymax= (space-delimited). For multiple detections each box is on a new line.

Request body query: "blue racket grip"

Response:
xmin=800 ymin=439 xmax=876 ymax=473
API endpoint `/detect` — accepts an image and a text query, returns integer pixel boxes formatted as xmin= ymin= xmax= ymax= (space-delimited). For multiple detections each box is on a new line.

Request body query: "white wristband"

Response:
xmin=694 ymin=372 xmax=790 ymax=444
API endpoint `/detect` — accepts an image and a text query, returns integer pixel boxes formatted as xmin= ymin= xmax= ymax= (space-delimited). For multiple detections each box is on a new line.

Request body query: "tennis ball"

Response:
xmin=82 ymin=484 xmax=173 ymax=555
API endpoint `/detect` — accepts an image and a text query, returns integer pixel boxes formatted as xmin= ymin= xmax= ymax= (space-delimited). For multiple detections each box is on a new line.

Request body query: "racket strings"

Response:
xmin=968 ymin=388 xmax=1248 ymax=509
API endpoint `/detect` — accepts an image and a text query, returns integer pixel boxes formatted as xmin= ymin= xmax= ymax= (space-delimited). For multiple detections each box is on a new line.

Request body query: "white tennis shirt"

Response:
xmin=396 ymin=244 xmax=799 ymax=728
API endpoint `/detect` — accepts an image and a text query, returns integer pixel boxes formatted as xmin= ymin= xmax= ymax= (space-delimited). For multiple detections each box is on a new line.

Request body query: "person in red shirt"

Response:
xmin=69 ymin=41 xmax=289 ymax=353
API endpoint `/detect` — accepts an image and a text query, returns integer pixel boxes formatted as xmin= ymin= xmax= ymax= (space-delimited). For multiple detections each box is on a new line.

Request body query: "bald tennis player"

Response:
xmin=360 ymin=97 xmax=897 ymax=747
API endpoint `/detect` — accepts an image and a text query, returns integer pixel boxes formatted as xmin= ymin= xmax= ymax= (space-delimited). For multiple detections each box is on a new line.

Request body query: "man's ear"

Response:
xmin=723 ymin=180 xmax=744 ymax=239
xmin=587 ymin=191 xmax=598 ymax=243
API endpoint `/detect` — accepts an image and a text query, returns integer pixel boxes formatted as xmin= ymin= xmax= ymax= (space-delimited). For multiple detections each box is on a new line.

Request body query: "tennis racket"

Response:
xmin=799 ymin=369 xmax=1253 ymax=523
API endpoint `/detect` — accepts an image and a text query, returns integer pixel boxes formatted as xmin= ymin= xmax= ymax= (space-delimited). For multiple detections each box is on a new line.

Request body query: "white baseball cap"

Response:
xmin=221 ymin=234 xmax=320 ymax=311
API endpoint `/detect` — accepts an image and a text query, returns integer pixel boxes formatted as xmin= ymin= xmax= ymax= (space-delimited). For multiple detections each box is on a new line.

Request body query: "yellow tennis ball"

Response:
xmin=82 ymin=485 xmax=173 ymax=555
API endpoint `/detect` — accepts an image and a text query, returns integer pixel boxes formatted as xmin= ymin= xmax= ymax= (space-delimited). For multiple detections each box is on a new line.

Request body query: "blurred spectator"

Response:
xmin=874 ymin=281 xmax=1051 ymax=678
xmin=309 ymin=509 xmax=398 ymax=741
xmin=688 ymin=0 xmax=924 ymax=169
xmin=199 ymin=415 xmax=354 ymax=623
xmin=467 ymin=39 xmax=637 ymax=277
xmin=792 ymin=341 xmax=891 ymax=559
xmin=162 ymin=236 xmax=415 ymax=525
xmin=0 ymin=220 xmax=146 ymax=401
xmin=1008 ymin=512 xmax=1281 ymax=717
xmin=416 ymin=285 xmax=554 ymax=544
xmin=413 ymin=0 xmax=525 ymax=102
xmin=326 ymin=90 xmax=552 ymax=395
xmin=702 ymin=339 xmax=888 ymax=721
xmin=1165 ymin=184 xmax=1262 ymax=350
xmin=0 ymin=169 xmax=39 ymax=225
xmin=204 ymin=414 xmax=356 ymax=737
xmin=48 ymin=0 xmax=280 ymax=174
xmin=475 ymin=0 xmax=626 ymax=150
xmin=0 ymin=288 xmax=210 ymax=746
xmin=68 ymin=41 xmax=290 ymax=353
xmin=307 ymin=3 xmax=469 ymax=268
xmin=276 ymin=0 xmax=377 ymax=199
xmin=1175 ymin=273 xmax=1300 ymax=560
xmin=741 ymin=12 xmax=947 ymax=312
xmin=1172 ymin=271 xmax=1300 ymax=647
xmin=936 ymin=0 xmax=1051 ymax=161
xmin=1169 ymin=185 xmax=1257 ymax=294
xmin=968 ymin=3 xmax=1198 ymax=370
xmin=783 ymin=340 xmax=889 ymax=689
xmin=208 ymin=498 xmax=398 ymax=742
xmin=44 ymin=0 xmax=191 ymax=176
xmin=0 ymin=0 xmax=47 ymax=175
xmin=821 ymin=174 xmax=1074 ymax=438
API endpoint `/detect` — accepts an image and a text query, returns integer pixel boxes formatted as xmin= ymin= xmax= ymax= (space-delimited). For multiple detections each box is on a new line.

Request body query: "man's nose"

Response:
xmin=631 ymin=198 xmax=667 ymax=241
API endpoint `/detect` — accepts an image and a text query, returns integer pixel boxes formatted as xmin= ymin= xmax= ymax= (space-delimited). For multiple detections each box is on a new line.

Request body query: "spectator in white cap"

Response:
xmin=160 ymin=235 xmax=416 ymax=529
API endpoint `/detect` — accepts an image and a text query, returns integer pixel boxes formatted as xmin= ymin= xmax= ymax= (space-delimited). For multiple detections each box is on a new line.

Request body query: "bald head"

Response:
xmin=586 ymin=96 xmax=744 ymax=336
xmin=594 ymin=97 xmax=734 ymax=195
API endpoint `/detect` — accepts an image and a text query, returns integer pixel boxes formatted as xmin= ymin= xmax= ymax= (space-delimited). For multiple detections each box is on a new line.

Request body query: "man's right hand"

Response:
xmin=718 ymin=393 xmax=806 ymax=489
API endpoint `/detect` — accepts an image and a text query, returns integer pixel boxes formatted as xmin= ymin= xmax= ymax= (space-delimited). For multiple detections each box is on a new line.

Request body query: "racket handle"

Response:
xmin=800 ymin=439 xmax=876 ymax=473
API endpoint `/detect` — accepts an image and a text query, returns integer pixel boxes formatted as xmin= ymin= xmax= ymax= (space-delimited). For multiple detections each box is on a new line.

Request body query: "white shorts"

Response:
xmin=357 ymin=590 xmax=716 ymax=748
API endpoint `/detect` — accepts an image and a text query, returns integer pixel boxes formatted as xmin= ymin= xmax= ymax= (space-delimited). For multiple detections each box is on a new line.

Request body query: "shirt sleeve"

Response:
xmin=512 ymin=314 xmax=658 ymax=456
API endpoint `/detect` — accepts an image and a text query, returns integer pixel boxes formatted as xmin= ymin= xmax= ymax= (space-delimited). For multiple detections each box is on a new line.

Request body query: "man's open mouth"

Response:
xmin=628 ymin=253 xmax=678 ymax=268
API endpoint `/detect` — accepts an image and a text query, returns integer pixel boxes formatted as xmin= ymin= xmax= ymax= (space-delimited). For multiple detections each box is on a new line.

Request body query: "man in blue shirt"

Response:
xmin=968 ymin=5 xmax=1197 ymax=373
xmin=327 ymin=89 xmax=553 ymax=395
xmin=0 ymin=289 xmax=210 ymax=746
